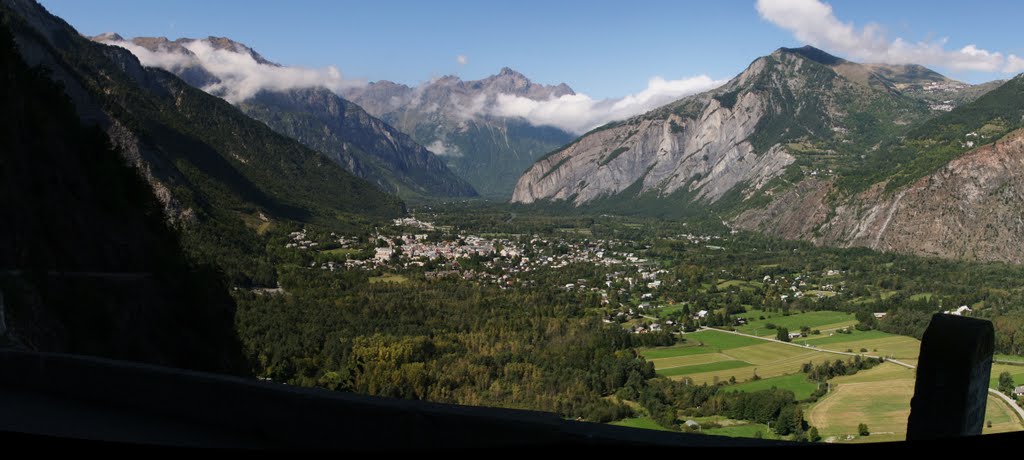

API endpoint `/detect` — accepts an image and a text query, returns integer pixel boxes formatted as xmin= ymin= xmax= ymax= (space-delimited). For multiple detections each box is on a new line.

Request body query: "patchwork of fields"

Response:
xmin=641 ymin=312 xmax=922 ymax=387
xmin=635 ymin=311 xmax=1024 ymax=442
xmin=643 ymin=329 xmax=844 ymax=385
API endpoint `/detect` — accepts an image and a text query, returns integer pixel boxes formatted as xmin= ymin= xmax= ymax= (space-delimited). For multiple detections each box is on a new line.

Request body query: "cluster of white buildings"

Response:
xmin=763 ymin=270 xmax=846 ymax=302
xmin=944 ymin=305 xmax=973 ymax=316
xmin=285 ymin=229 xmax=320 ymax=249
xmin=362 ymin=234 xmax=506 ymax=267
xmin=922 ymin=82 xmax=967 ymax=93
xmin=392 ymin=217 xmax=434 ymax=230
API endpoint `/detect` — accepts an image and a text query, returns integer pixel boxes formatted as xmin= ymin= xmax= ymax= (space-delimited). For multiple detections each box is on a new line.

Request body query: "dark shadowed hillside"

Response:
xmin=0 ymin=18 xmax=246 ymax=374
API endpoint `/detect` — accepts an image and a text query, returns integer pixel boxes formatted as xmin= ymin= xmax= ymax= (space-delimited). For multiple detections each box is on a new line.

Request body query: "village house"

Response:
xmin=945 ymin=305 xmax=973 ymax=316
xmin=374 ymin=247 xmax=394 ymax=262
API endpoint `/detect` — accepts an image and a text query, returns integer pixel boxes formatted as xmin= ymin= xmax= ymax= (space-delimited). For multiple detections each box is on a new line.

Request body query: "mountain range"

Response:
xmin=512 ymin=45 xmax=1024 ymax=263
xmin=9 ymin=0 xmax=1024 ymax=271
xmin=89 ymin=33 xmax=580 ymax=199
xmin=90 ymin=34 xmax=479 ymax=200
xmin=91 ymin=32 xmax=585 ymax=196
xmin=341 ymin=69 xmax=577 ymax=197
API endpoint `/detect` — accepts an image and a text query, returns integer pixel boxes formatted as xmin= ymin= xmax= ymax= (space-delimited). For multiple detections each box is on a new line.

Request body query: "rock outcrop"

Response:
xmin=511 ymin=79 xmax=795 ymax=205
xmin=511 ymin=51 xmax=811 ymax=206
xmin=736 ymin=129 xmax=1024 ymax=264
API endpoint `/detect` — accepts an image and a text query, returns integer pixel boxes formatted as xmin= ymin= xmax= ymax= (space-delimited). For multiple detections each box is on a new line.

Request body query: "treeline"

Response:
xmin=620 ymin=377 xmax=809 ymax=436
xmin=234 ymin=268 xmax=657 ymax=422
xmin=234 ymin=262 xmax=822 ymax=434
xmin=803 ymin=356 xmax=883 ymax=382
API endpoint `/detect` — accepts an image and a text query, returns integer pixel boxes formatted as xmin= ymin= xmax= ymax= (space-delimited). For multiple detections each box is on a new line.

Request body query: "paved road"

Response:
xmin=989 ymin=388 xmax=1024 ymax=424
xmin=994 ymin=359 xmax=1024 ymax=365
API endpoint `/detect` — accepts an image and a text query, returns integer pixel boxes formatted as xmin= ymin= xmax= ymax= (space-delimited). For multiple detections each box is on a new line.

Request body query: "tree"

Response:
xmin=858 ymin=423 xmax=870 ymax=436
xmin=774 ymin=405 xmax=802 ymax=435
xmin=998 ymin=372 xmax=1015 ymax=396
xmin=808 ymin=426 xmax=821 ymax=442
xmin=776 ymin=327 xmax=791 ymax=342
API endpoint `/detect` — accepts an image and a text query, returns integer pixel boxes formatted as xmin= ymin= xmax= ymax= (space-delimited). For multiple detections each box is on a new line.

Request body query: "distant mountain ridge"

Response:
xmin=341 ymin=69 xmax=578 ymax=198
xmin=91 ymin=34 xmax=478 ymax=200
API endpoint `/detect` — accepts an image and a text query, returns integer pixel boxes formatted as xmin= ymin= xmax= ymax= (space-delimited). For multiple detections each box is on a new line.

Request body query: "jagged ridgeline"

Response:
xmin=512 ymin=46 xmax=952 ymax=209
xmin=0 ymin=0 xmax=404 ymax=286
xmin=342 ymin=68 xmax=578 ymax=198
xmin=0 ymin=16 xmax=246 ymax=374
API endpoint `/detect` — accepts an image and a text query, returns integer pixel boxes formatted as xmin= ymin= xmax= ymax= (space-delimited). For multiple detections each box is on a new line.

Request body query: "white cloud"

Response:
xmin=425 ymin=139 xmax=460 ymax=156
xmin=456 ymin=55 xmax=468 ymax=65
xmin=756 ymin=0 xmax=1021 ymax=73
xmin=105 ymin=37 xmax=724 ymax=134
xmin=453 ymin=92 xmax=488 ymax=121
xmin=106 ymin=39 xmax=364 ymax=103
xmin=107 ymin=40 xmax=196 ymax=72
xmin=1006 ymin=55 xmax=1024 ymax=74
xmin=488 ymin=75 xmax=725 ymax=134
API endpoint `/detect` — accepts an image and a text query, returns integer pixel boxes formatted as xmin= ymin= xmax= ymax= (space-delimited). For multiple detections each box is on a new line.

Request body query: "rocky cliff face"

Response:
xmin=511 ymin=59 xmax=795 ymax=206
xmin=511 ymin=50 xmax=828 ymax=206
xmin=342 ymin=69 xmax=577 ymax=197
xmin=736 ymin=129 xmax=1024 ymax=264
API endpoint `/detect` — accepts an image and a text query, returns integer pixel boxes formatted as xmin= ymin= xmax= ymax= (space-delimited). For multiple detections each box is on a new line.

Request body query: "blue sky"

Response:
xmin=40 ymin=0 xmax=1024 ymax=99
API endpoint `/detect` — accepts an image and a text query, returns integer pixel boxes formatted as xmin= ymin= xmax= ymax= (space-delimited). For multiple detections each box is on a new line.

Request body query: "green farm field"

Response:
xmin=609 ymin=417 xmax=672 ymax=431
xmin=734 ymin=310 xmax=857 ymax=337
xmin=792 ymin=329 xmax=893 ymax=346
xmin=817 ymin=336 xmax=921 ymax=360
xmin=657 ymin=360 xmax=751 ymax=378
xmin=647 ymin=330 xmax=847 ymax=385
xmin=725 ymin=373 xmax=820 ymax=400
